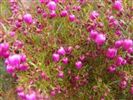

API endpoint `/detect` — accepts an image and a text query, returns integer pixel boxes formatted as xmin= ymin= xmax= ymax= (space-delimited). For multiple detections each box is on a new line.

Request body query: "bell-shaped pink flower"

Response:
xmin=107 ymin=65 xmax=116 ymax=73
xmin=60 ymin=10 xmax=68 ymax=17
xmin=114 ymin=40 xmax=123 ymax=48
xmin=123 ymin=39 xmax=133 ymax=50
xmin=26 ymin=92 xmax=37 ymax=100
xmin=113 ymin=0 xmax=123 ymax=11
xmin=75 ymin=61 xmax=83 ymax=69
xmin=69 ymin=14 xmax=75 ymax=22
xmin=23 ymin=14 xmax=33 ymax=24
xmin=90 ymin=11 xmax=99 ymax=20
xmin=47 ymin=1 xmax=56 ymax=11
xmin=52 ymin=53 xmax=60 ymax=62
xmin=89 ymin=30 xmax=98 ymax=40
xmin=6 ymin=65 xmax=15 ymax=74
xmin=58 ymin=71 xmax=64 ymax=78
xmin=62 ymin=57 xmax=68 ymax=64
xmin=106 ymin=48 xmax=117 ymax=59
xmin=94 ymin=34 xmax=106 ymax=46
xmin=57 ymin=47 xmax=66 ymax=55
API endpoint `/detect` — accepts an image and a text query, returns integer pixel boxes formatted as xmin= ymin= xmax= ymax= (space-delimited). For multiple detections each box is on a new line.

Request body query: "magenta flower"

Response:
xmin=107 ymin=65 xmax=116 ymax=73
xmin=90 ymin=11 xmax=99 ymax=20
xmin=9 ymin=31 xmax=15 ymax=37
xmin=123 ymin=39 xmax=133 ymax=50
xmin=49 ymin=10 xmax=56 ymax=18
xmin=69 ymin=14 xmax=75 ymax=22
xmin=130 ymin=87 xmax=133 ymax=95
xmin=52 ymin=53 xmax=60 ymax=62
xmin=94 ymin=34 xmax=106 ymax=46
xmin=115 ymin=56 xmax=124 ymax=66
xmin=119 ymin=80 xmax=127 ymax=89
xmin=58 ymin=71 xmax=64 ymax=78
xmin=47 ymin=1 xmax=56 ymax=11
xmin=114 ymin=40 xmax=123 ymax=48
xmin=89 ymin=30 xmax=98 ymax=40
xmin=113 ymin=0 xmax=123 ymax=11
xmin=7 ymin=54 xmax=21 ymax=66
xmin=6 ymin=65 xmax=15 ymax=74
xmin=106 ymin=48 xmax=117 ymax=59
xmin=57 ymin=47 xmax=66 ymax=55
xmin=75 ymin=61 xmax=83 ymax=69
xmin=26 ymin=92 xmax=37 ymax=100
xmin=23 ymin=14 xmax=33 ymax=24
xmin=60 ymin=10 xmax=68 ymax=17
xmin=62 ymin=57 xmax=68 ymax=64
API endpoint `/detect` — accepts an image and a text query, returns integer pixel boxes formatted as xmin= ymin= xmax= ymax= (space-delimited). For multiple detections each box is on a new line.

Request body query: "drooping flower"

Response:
xmin=23 ymin=13 xmax=33 ymax=24
xmin=106 ymin=48 xmax=117 ymax=59
xmin=57 ymin=47 xmax=66 ymax=55
xmin=113 ymin=0 xmax=123 ymax=11
xmin=90 ymin=11 xmax=99 ymax=20
xmin=75 ymin=61 xmax=83 ymax=69
xmin=69 ymin=14 xmax=75 ymax=22
xmin=60 ymin=10 xmax=68 ymax=17
xmin=94 ymin=34 xmax=106 ymax=46
xmin=123 ymin=39 xmax=133 ymax=50
xmin=52 ymin=53 xmax=60 ymax=62
xmin=47 ymin=1 xmax=56 ymax=11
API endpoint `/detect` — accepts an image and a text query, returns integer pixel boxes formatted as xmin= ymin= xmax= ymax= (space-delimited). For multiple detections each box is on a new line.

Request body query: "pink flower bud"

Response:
xmin=119 ymin=80 xmax=127 ymax=89
xmin=60 ymin=10 xmax=68 ymax=17
xmin=9 ymin=31 xmax=15 ymax=37
xmin=95 ymin=34 xmax=106 ymax=46
xmin=52 ymin=53 xmax=60 ymax=62
xmin=114 ymin=40 xmax=123 ymax=48
xmin=6 ymin=65 xmax=15 ymax=74
xmin=57 ymin=47 xmax=66 ymax=55
xmin=90 ymin=11 xmax=99 ymax=20
xmin=49 ymin=10 xmax=56 ymax=18
xmin=130 ymin=87 xmax=133 ymax=95
xmin=23 ymin=14 xmax=33 ymax=24
xmin=113 ymin=0 xmax=123 ymax=11
xmin=58 ymin=71 xmax=64 ymax=78
xmin=115 ymin=56 xmax=124 ymax=66
xmin=69 ymin=14 xmax=75 ymax=22
xmin=106 ymin=48 xmax=117 ymax=59
xmin=107 ymin=65 xmax=116 ymax=73
xmin=75 ymin=61 xmax=83 ymax=69
xmin=89 ymin=30 xmax=98 ymax=40
xmin=123 ymin=39 xmax=133 ymax=50
xmin=62 ymin=57 xmax=68 ymax=64
xmin=26 ymin=92 xmax=37 ymax=100
xmin=47 ymin=1 xmax=56 ymax=11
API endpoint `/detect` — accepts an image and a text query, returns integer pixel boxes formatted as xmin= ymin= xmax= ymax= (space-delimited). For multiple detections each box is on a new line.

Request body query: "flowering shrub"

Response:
xmin=0 ymin=0 xmax=133 ymax=99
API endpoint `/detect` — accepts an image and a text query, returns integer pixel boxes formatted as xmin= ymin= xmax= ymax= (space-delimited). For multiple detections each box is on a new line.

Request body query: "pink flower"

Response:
xmin=113 ymin=0 xmax=123 ymax=11
xmin=39 ymin=0 xmax=45 ymax=3
xmin=9 ymin=31 xmax=15 ymax=37
xmin=69 ymin=14 xmax=75 ymax=22
xmin=7 ymin=54 xmax=21 ymax=66
xmin=89 ymin=30 xmax=98 ymax=40
xmin=26 ymin=92 xmax=37 ymax=100
xmin=57 ymin=47 xmax=66 ymax=55
xmin=130 ymin=87 xmax=133 ymax=95
xmin=75 ymin=61 xmax=83 ymax=69
xmin=115 ymin=56 xmax=124 ymax=66
xmin=94 ymin=34 xmax=106 ymax=46
xmin=49 ymin=10 xmax=56 ymax=18
xmin=114 ymin=40 xmax=123 ymax=48
xmin=52 ymin=53 xmax=60 ymax=62
xmin=47 ymin=1 xmax=56 ymax=11
xmin=90 ymin=11 xmax=99 ymax=20
xmin=6 ymin=65 xmax=15 ymax=74
xmin=62 ymin=57 xmax=68 ymax=64
xmin=119 ymin=80 xmax=127 ymax=89
xmin=23 ymin=14 xmax=33 ymax=24
xmin=58 ymin=71 xmax=64 ymax=78
xmin=123 ymin=39 xmax=133 ymax=50
xmin=107 ymin=65 xmax=116 ymax=73
xmin=106 ymin=48 xmax=117 ymax=59
xmin=60 ymin=10 xmax=68 ymax=17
